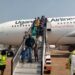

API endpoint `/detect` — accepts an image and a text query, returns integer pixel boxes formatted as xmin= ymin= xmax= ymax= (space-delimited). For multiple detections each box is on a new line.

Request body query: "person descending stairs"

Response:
xmin=31 ymin=16 xmax=47 ymax=38
xmin=13 ymin=34 xmax=43 ymax=75
xmin=13 ymin=16 xmax=47 ymax=75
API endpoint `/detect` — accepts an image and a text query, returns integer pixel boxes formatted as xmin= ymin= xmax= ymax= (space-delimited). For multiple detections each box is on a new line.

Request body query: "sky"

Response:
xmin=0 ymin=0 xmax=75 ymax=23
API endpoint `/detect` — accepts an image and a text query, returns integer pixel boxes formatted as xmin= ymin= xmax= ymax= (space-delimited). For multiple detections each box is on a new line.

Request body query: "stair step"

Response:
xmin=16 ymin=63 xmax=41 ymax=69
xmin=14 ymin=68 xmax=41 ymax=74
xmin=13 ymin=73 xmax=40 ymax=75
xmin=16 ymin=62 xmax=41 ymax=67
xmin=13 ymin=36 xmax=43 ymax=75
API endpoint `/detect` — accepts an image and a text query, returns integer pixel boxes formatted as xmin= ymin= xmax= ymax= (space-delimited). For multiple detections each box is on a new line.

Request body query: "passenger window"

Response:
xmin=67 ymin=22 xmax=69 ymax=24
xmin=61 ymin=23 xmax=62 ymax=24
xmin=70 ymin=22 xmax=72 ymax=24
xmin=12 ymin=25 xmax=13 ymax=27
xmin=28 ymin=25 xmax=30 ymax=26
xmin=57 ymin=23 xmax=59 ymax=24
xmin=20 ymin=25 xmax=21 ymax=27
xmin=73 ymin=21 xmax=75 ymax=23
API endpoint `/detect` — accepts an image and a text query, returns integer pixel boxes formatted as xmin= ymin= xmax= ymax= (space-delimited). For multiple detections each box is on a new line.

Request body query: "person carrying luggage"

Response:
xmin=20 ymin=48 xmax=25 ymax=63
xmin=25 ymin=34 xmax=35 ymax=63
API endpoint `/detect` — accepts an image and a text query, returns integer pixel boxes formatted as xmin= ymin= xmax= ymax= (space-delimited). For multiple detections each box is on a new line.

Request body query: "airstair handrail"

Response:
xmin=11 ymin=41 xmax=23 ymax=75
xmin=42 ymin=40 xmax=46 ymax=74
xmin=41 ymin=27 xmax=46 ymax=75
xmin=11 ymin=28 xmax=31 ymax=75
xmin=11 ymin=39 xmax=25 ymax=75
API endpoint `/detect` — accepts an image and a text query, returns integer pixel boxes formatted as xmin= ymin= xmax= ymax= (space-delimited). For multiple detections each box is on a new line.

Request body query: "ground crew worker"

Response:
xmin=68 ymin=50 xmax=75 ymax=75
xmin=0 ymin=50 xmax=7 ymax=75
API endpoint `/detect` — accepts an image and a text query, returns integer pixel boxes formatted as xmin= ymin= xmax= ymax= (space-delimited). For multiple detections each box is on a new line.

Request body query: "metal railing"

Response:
xmin=11 ymin=26 xmax=46 ymax=75
xmin=11 ymin=40 xmax=24 ymax=75
xmin=41 ymin=27 xmax=46 ymax=75
xmin=11 ymin=29 xmax=31 ymax=75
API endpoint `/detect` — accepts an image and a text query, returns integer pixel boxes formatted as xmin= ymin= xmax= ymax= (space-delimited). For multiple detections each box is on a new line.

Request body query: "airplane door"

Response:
xmin=46 ymin=21 xmax=51 ymax=31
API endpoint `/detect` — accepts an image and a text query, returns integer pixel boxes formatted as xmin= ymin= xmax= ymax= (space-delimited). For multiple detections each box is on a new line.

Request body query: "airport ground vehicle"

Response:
xmin=44 ymin=53 xmax=51 ymax=74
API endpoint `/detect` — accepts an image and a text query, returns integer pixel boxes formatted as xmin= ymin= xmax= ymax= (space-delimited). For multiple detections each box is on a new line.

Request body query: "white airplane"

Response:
xmin=46 ymin=16 xmax=75 ymax=51
xmin=46 ymin=16 xmax=75 ymax=44
xmin=0 ymin=16 xmax=75 ymax=51
xmin=0 ymin=19 xmax=34 ymax=46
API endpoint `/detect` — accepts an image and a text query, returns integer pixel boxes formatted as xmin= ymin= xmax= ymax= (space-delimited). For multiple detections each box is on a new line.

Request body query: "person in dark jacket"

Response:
xmin=25 ymin=34 xmax=35 ymax=62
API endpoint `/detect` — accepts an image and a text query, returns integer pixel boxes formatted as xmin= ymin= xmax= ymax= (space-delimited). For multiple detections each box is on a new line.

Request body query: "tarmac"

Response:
xmin=50 ymin=49 xmax=70 ymax=75
xmin=0 ymin=49 xmax=71 ymax=75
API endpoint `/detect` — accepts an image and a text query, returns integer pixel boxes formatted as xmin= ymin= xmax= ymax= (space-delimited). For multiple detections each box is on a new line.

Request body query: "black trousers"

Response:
xmin=0 ymin=65 xmax=6 ymax=75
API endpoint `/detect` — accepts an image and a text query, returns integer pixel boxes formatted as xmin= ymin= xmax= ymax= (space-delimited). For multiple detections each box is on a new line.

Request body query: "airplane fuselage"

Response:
xmin=0 ymin=20 xmax=33 ymax=46
xmin=47 ymin=16 xmax=75 ymax=45
xmin=0 ymin=16 xmax=75 ymax=46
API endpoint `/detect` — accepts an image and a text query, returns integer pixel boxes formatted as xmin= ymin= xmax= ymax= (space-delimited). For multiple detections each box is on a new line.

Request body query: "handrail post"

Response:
xmin=11 ymin=58 xmax=13 ymax=75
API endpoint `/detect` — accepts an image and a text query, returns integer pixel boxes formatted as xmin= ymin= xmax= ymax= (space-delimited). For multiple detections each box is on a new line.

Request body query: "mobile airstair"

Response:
xmin=12 ymin=29 xmax=46 ymax=75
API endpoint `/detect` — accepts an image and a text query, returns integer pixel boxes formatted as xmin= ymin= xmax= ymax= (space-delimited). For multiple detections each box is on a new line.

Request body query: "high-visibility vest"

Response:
xmin=71 ymin=50 xmax=75 ymax=55
xmin=0 ymin=55 xmax=7 ymax=65
xmin=67 ymin=50 xmax=75 ymax=69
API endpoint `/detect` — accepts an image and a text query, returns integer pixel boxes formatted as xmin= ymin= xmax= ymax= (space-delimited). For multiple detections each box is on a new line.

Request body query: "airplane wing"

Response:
xmin=66 ymin=31 xmax=75 ymax=37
